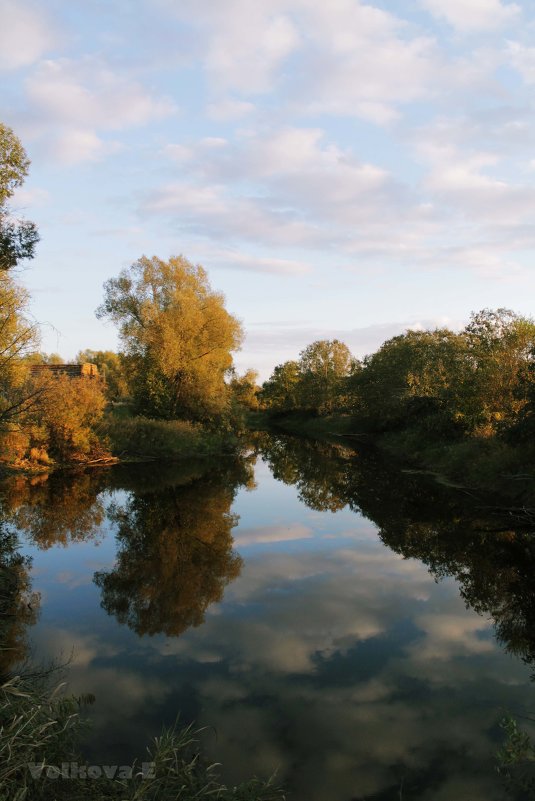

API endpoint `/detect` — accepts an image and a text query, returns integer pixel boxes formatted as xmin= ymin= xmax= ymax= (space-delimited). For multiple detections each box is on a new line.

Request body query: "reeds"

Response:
xmin=0 ymin=673 xmax=285 ymax=800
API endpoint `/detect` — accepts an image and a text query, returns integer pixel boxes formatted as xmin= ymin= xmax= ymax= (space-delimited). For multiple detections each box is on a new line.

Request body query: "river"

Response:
xmin=3 ymin=433 xmax=534 ymax=800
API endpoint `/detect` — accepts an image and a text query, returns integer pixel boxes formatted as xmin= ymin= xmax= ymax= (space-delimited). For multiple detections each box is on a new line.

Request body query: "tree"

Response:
xmin=298 ymin=339 xmax=358 ymax=413
xmin=25 ymin=352 xmax=64 ymax=365
xmin=0 ymin=123 xmax=39 ymax=270
xmin=0 ymin=274 xmax=40 ymax=432
xmin=76 ymin=349 xmax=129 ymax=402
xmin=356 ymin=328 xmax=466 ymax=432
xmin=0 ymin=523 xmax=39 ymax=678
xmin=29 ymin=373 xmax=107 ymax=461
xmin=460 ymin=308 xmax=535 ymax=433
xmin=97 ymin=255 xmax=243 ymax=422
xmin=260 ymin=341 xmax=359 ymax=414
xmin=4 ymin=471 xmax=106 ymax=549
xmin=260 ymin=360 xmax=301 ymax=411
xmin=230 ymin=368 xmax=260 ymax=411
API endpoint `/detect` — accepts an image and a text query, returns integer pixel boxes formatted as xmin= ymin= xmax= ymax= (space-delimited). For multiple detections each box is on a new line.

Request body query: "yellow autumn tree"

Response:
xmin=97 ymin=255 xmax=243 ymax=423
xmin=29 ymin=373 xmax=107 ymax=461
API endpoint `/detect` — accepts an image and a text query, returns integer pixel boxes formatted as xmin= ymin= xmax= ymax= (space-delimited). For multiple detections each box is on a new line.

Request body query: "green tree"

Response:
xmin=356 ymin=328 xmax=465 ymax=432
xmin=260 ymin=360 xmax=301 ymax=411
xmin=298 ymin=339 xmax=358 ymax=413
xmin=460 ymin=308 xmax=535 ymax=433
xmin=0 ymin=124 xmax=39 ymax=270
xmin=97 ymin=255 xmax=243 ymax=422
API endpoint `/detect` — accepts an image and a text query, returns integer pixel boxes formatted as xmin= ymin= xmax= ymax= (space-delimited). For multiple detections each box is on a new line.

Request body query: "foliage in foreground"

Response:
xmin=0 ymin=673 xmax=285 ymax=801
xmin=497 ymin=716 xmax=535 ymax=798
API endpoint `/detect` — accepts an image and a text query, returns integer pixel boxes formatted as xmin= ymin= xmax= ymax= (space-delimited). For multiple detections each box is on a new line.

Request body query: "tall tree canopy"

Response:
xmin=97 ymin=255 xmax=243 ymax=421
xmin=299 ymin=339 xmax=358 ymax=413
xmin=0 ymin=124 xmax=39 ymax=270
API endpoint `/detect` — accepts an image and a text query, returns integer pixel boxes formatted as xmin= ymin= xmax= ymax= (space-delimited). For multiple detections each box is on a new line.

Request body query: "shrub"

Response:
xmin=101 ymin=415 xmax=227 ymax=459
xmin=29 ymin=374 xmax=107 ymax=461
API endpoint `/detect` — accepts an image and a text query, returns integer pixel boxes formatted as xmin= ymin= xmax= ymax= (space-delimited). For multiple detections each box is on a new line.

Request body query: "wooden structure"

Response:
xmin=30 ymin=363 xmax=99 ymax=379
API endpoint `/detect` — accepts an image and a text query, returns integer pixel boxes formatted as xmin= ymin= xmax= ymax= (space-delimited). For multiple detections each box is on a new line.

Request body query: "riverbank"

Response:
xmin=249 ymin=410 xmax=535 ymax=503
xmin=0 ymin=414 xmax=242 ymax=476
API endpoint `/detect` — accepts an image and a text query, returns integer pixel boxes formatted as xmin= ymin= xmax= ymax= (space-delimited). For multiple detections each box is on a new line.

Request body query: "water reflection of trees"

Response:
xmin=0 ymin=525 xmax=39 ymax=677
xmin=257 ymin=433 xmax=352 ymax=511
xmin=0 ymin=457 xmax=253 ymax=661
xmin=94 ymin=460 xmax=251 ymax=637
xmin=1 ymin=471 xmax=106 ymax=548
xmin=258 ymin=433 xmax=535 ymax=669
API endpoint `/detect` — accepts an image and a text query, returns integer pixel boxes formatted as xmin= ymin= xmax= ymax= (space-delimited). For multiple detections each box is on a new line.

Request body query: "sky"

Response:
xmin=2 ymin=0 xmax=535 ymax=379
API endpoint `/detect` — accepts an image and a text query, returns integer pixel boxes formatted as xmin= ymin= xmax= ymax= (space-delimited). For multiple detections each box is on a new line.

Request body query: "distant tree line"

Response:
xmin=259 ymin=308 xmax=535 ymax=444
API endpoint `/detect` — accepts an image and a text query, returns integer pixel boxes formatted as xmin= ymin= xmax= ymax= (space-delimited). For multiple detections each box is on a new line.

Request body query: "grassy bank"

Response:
xmin=101 ymin=415 xmax=238 ymax=461
xmin=0 ymin=671 xmax=284 ymax=801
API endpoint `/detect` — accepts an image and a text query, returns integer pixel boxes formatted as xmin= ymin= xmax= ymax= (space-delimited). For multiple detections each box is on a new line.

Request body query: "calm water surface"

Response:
xmin=4 ymin=435 xmax=535 ymax=800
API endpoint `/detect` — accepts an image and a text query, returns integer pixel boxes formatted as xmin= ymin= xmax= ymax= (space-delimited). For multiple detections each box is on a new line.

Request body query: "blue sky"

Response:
xmin=2 ymin=0 xmax=535 ymax=378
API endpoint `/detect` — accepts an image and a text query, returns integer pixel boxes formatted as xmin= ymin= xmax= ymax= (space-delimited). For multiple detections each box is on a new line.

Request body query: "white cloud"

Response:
xmin=140 ymin=179 xmax=321 ymax=248
xmin=19 ymin=56 xmax=176 ymax=163
xmin=48 ymin=129 xmax=122 ymax=165
xmin=162 ymin=143 xmax=192 ymax=163
xmin=235 ymin=523 xmax=313 ymax=545
xmin=11 ymin=185 xmax=50 ymax=207
xmin=163 ymin=0 xmax=300 ymax=94
xmin=145 ymin=107 xmax=535 ymax=288
xmin=150 ymin=126 xmax=415 ymax=251
xmin=208 ymin=248 xmax=311 ymax=275
xmin=291 ymin=0 xmax=437 ymax=122
xmin=507 ymin=40 xmax=535 ymax=84
xmin=26 ymin=58 xmax=176 ymax=130
xmin=415 ymin=129 xmax=535 ymax=230
xmin=411 ymin=613 xmax=494 ymax=661
xmin=0 ymin=0 xmax=57 ymax=70
xmin=421 ymin=0 xmax=520 ymax=32
xmin=206 ymin=98 xmax=256 ymax=120
xmin=161 ymin=0 xmax=439 ymax=122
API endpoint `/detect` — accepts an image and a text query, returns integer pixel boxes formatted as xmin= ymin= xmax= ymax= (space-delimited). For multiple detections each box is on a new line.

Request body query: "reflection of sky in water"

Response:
xmin=19 ymin=458 xmax=532 ymax=801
